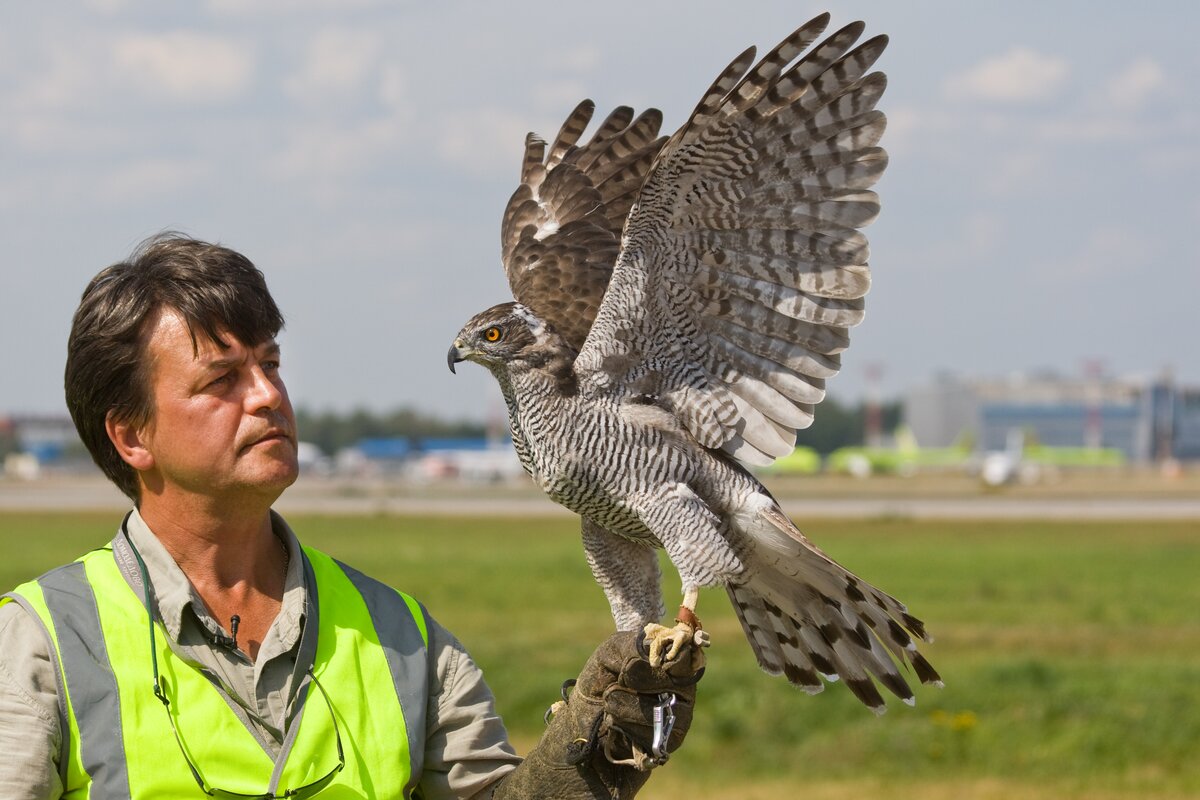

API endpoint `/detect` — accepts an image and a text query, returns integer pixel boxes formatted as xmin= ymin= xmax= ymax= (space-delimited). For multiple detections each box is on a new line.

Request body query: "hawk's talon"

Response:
xmin=544 ymin=698 xmax=567 ymax=725
xmin=642 ymin=621 xmax=696 ymax=667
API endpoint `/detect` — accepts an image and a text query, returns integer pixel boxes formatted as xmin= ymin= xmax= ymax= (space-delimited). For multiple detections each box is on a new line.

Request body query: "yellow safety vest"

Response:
xmin=3 ymin=542 xmax=430 ymax=799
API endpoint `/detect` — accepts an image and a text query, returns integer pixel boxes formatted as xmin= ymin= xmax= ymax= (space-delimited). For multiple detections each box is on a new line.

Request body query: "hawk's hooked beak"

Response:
xmin=447 ymin=341 xmax=468 ymax=374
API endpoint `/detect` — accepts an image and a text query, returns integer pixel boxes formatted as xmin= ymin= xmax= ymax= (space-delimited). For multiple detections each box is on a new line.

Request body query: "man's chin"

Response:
xmin=266 ymin=460 xmax=301 ymax=490
xmin=240 ymin=456 xmax=300 ymax=497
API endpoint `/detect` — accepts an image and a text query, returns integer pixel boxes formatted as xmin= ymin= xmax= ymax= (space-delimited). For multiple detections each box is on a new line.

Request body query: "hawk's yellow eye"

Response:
xmin=484 ymin=326 xmax=502 ymax=343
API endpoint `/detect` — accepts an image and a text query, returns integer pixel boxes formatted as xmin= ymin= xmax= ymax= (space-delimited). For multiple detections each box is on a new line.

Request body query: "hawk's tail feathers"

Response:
xmin=726 ymin=547 xmax=942 ymax=713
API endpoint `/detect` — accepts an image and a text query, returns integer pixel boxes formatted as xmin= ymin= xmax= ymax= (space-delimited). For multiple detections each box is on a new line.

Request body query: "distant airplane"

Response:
xmin=978 ymin=428 xmax=1028 ymax=487
xmin=977 ymin=428 xmax=1126 ymax=487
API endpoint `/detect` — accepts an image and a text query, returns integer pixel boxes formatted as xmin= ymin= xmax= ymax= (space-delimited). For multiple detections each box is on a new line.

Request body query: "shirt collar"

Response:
xmin=271 ymin=511 xmax=307 ymax=649
xmin=113 ymin=507 xmax=307 ymax=648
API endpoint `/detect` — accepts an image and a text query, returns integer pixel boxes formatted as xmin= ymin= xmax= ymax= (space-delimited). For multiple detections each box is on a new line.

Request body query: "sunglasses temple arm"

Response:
xmin=123 ymin=525 xmax=167 ymax=700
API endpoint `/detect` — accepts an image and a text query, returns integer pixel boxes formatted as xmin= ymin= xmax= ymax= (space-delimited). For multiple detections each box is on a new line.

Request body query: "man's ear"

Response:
xmin=105 ymin=411 xmax=155 ymax=471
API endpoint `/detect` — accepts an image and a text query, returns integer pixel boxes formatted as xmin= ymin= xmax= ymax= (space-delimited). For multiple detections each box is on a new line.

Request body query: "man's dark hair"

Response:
xmin=65 ymin=233 xmax=285 ymax=501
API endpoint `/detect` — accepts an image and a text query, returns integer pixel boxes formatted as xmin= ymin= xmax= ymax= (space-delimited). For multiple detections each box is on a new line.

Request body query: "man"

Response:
xmin=0 ymin=234 xmax=701 ymax=799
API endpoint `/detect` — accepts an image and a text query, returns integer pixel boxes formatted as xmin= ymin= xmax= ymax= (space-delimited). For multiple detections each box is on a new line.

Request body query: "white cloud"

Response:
xmin=531 ymin=80 xmax=591 ymax=113
xmin=1104 ymin=58 xmax=1166 ymax=111
xmin=6 ymin=112 xmax=125 ymax=154
xmin=104 ymin=157 xmax=209 ymax=200
xmin=959 ymin=212 xmax=1004 ymax=259
xmin=436 ymin=107 xmax=544 ymax=177
xmin=205 ymin=0 xmax=387 ymax=14
xmin=6 ymin=29 xmax=254 ymax=113
xmin=1035 ymin=114 xmax=1146 ymax=143
xmin=891 ymin=211 xmax=1005 ymax=277
xmin=550 ymin=44 xmax=601 ymax=74
xmin=265 ymin=216 xmax=445 ymax=275
xmin=1139 ymin=143 xmax=1200 ymax=177
xmin=945 ymin=47 xmax=1069 ymax=104
xmin=285 ymin=28 xmax=385 ymax=105
xmin=983 ymin=150 xmax=1050 ymax=195
xmin=881 ymin=105 xmax=921 ymax=146
xmin=1056 ymin=225 xmax=1151 ymax=282
xmin=112 ymin=32 xmax=254 ymax=102
xmin=875 ymin=105 xmax=963 ymax=155
xmin=81 ymin=0 xmax=133 ymax=12
xmin=266 ymin=117 xmax=408 ymax=181
xmin=10 ymin=43 xmax=101 ymax=111
xmin=377 ymin=62 xmax=407 ymax=110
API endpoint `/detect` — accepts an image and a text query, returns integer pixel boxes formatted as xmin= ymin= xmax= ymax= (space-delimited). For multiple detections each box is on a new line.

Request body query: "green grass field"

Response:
xmin=3 ymin=511 xmax=1199 ymax=799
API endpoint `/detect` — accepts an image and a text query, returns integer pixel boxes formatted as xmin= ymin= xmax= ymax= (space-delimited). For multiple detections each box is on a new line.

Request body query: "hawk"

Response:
xmin=448 ymin=13 xmax=940 ymax=712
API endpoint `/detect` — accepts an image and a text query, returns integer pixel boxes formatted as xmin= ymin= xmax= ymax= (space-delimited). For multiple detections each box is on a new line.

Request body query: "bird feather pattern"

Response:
xmin=449 ymin=12 xmax=941 ymax=713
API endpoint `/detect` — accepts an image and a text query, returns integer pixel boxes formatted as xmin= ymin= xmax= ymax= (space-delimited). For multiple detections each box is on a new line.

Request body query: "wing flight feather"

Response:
xmin=501 ymin=102 xmax=668 ymax=351
xmin=573 ymin=15 xmax=889 ymax=466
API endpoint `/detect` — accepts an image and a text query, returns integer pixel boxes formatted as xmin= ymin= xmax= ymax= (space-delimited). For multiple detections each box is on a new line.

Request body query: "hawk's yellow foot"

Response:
xmin=643 ymin=600 xmax=710 ymax=669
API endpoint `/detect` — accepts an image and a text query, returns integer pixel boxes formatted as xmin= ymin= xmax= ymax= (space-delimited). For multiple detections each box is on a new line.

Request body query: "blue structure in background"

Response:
xmin=907 ymin=374 xmax=1200 ymax=463
xmin=979 ymin=403 xmax=1140 ymax=454
xmin=1148 ymin=384 xmax=1200 ymax=461
xmin=353 ymin=436 xmax=508 ymax=462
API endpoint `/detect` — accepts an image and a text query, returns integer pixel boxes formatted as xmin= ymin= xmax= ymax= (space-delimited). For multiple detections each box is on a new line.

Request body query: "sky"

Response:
xmin=2 ymin=1 xmax=1197 ymax=424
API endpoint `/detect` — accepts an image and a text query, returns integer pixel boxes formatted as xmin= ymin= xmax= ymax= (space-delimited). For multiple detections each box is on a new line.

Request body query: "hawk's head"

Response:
xmin=448 ymin=302 xmax=568 ymax=379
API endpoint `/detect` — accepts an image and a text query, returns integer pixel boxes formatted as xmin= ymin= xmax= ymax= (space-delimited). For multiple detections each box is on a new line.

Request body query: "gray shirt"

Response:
xmin=0 ymin=509 xmax=520 ymax=799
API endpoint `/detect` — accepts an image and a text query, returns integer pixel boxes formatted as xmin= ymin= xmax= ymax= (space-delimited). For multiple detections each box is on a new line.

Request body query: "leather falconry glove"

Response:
xmin=492 ymin=629 xmax=704 ymax=799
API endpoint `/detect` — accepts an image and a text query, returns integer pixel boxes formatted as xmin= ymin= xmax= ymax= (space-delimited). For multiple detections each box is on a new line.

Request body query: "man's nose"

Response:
xmin=245 ymin=366 xmax=283 ymax=412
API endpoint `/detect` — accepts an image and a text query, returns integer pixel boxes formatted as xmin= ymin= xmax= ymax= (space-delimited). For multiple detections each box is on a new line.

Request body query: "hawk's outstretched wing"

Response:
xmin=574 ymin=14 xmax=888 ymax=465
xmin=500 ymin=101 xmax=667 ymax=351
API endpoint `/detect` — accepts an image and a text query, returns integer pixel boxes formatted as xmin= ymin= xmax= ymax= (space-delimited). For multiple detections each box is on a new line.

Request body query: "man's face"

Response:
xmin=135 ymin=307 xmax=299 ymax=502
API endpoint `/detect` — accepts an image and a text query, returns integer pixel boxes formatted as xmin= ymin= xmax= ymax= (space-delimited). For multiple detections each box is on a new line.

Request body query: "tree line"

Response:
xmin=294 ymin=398 xmax=900 ymax=457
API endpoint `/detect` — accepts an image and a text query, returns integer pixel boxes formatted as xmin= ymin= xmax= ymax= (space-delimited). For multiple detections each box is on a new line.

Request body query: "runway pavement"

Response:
xmin=3 ymin=474 xmax=1198 ymax=520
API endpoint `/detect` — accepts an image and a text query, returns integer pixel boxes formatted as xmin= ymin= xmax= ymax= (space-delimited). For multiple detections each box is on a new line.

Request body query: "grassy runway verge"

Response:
xmin=3 ymin=511 xmax=1198 ymax=799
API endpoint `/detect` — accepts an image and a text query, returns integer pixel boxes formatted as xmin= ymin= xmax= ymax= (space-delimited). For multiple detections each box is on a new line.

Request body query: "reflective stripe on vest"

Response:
xmin=4 ymin=544 xmax=430 ymax=799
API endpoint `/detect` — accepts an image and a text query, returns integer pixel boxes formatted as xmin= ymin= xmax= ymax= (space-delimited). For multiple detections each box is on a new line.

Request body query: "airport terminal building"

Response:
xmin=905 ymin=372 xmax=1200 ymax=463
